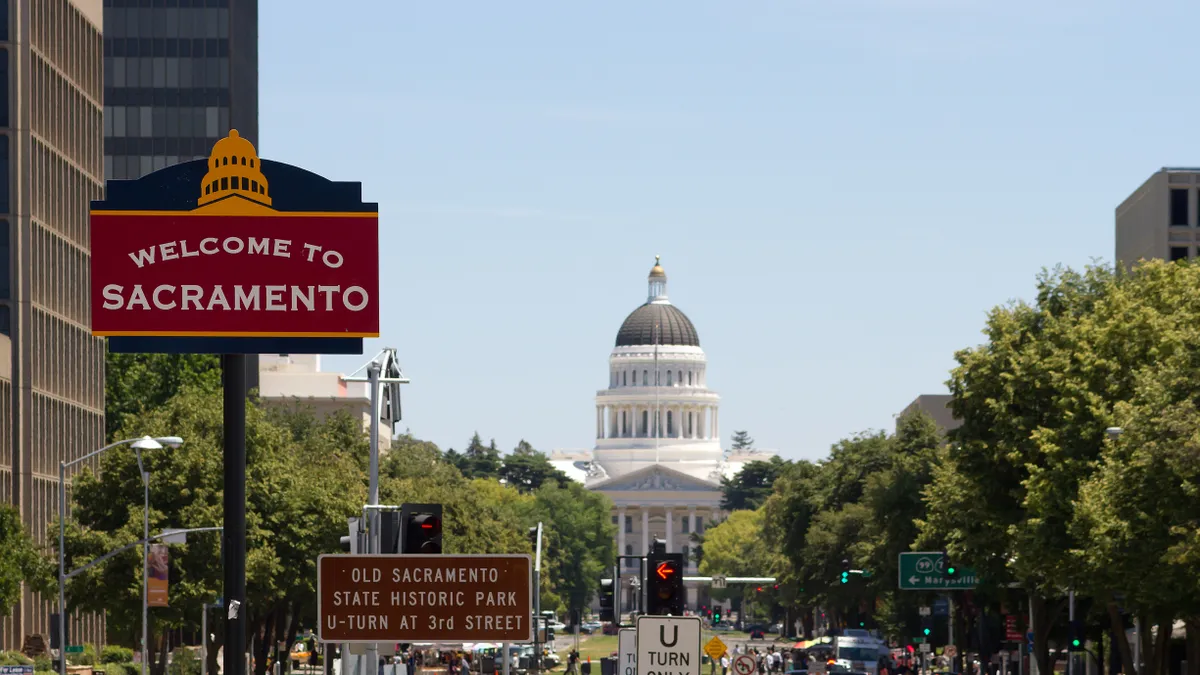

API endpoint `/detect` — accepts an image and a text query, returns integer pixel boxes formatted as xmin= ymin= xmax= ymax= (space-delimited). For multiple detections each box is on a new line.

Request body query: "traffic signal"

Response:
xmin=599 ymin=578 xmax=615 ymax=622
xmin=400 ymin=504 xmax=443 ymax=554
xmin=841 ymin=559 xmax=851 ymax=584
xmin=713 ymin=607 xmax=722 ymax=624
xmin=921 ymin=616 xmax=932 ymax=637
xmin=943 ymin=552 xmax=957 ymax=578
xmin=1068 ymin=620 xmax=1084 ymax=651
xmin=645 ymin=552 xmax=684 ymax=615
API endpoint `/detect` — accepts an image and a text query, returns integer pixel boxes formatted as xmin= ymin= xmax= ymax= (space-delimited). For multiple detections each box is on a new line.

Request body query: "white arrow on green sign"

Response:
xmin=898 ymin=552 xmax=978 ymax=590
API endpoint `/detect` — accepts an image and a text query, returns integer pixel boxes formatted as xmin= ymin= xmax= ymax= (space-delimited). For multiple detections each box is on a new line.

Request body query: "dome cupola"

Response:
xmin=198 ymin=129 xmax=271 ymax=207
xmin=614 ymin=256 xmax=700 ymax=347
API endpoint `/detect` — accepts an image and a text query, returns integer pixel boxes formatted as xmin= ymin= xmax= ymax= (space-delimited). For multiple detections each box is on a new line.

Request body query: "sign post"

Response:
xmin=898 ymin=553 xmax=978 ymax=590
xmin=635 ymin=616 xmax=701 ymax=675
xmin=619 ymin=629 xmax=637 ymax=675
xmin=317 ymin=554 xmax=532 ymax=643
xmin=91 ymin=130 xmax=379 ymax=675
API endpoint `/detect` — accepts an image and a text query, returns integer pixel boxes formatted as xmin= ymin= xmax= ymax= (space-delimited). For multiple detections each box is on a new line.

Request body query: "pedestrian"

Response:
xmin=458 ymin=652 xmax=470 ymax=675
xmin=720 ymin=653 xmax=730 ymax=675
xmin=567 ymin=650 xmax=580 ymax=675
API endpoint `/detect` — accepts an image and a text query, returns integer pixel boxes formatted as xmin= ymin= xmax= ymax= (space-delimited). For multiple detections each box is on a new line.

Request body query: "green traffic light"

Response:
xmin=923 ymin=628 xmax=931 ymax=636
xmin=859 ymin=622 xmax=865 ymax=628
xmin=1072 ymin=639 xmax=1081 ymax=647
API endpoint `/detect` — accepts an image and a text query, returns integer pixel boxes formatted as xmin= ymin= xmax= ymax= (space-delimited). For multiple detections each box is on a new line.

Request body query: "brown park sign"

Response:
xmin=317 ymin=554 xmax=532 ymax=643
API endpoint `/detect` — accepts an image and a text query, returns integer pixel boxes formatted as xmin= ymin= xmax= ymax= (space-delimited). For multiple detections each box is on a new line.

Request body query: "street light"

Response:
xmin=58 ymin=435 xmax=183 ymax=675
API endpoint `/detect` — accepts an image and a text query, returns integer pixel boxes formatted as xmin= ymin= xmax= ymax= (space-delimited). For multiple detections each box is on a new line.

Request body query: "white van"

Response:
xmin=834 ymin=635 xmax=883 ymax=675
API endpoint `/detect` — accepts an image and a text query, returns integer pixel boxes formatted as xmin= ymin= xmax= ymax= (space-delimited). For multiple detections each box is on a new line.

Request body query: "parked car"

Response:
xmin=603 ymin=623 xmax=620 ymax=635
xmin=749 ymin=629 xmax=765 ymax=640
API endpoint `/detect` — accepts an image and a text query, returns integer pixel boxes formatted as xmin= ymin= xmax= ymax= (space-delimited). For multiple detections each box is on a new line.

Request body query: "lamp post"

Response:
xmin=58 ymin=435 xmax=183 ymax=675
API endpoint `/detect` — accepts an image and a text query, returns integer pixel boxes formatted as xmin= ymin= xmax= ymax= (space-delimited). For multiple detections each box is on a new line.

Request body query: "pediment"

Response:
xmin=591 ymin=464 xmax=720 ymax=492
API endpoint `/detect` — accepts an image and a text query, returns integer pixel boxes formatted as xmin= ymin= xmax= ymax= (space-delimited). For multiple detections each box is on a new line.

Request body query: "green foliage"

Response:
xmin=0 ymin=651 xmax=33 ymax=666
xmin=0 ymin=504 xmax=51 ymax=614
xmin=104 ymin=352 xmax=220 ymax=441
xmin=101 ymin=646 xmax=136 ymax=664
xmin=531 ymin=481 xmax=616 ymax=616
xmin=66 ymin=644 xmax=97 ymax=666
xmin=499 ymin=440 xmax=568 ymax=493
xmin=731 ymin=430 xmax=755 ymax=450
xmin=64 ymin=388 xmax=366 ymax=665
xmin=167 ymin=648 xmax=201 ymax=675
xmin=719 ymin=456 xmax=786 ymax=511
xmin=33 ymin=655 xmax=52 ymax=672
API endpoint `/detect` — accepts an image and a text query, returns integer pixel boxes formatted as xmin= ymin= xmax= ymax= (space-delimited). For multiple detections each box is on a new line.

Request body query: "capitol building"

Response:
xmin=550 ymin=257 xmax=776 ymax=611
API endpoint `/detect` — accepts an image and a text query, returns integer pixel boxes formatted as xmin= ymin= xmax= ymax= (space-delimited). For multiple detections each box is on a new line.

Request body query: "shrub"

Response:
xmin=167 ymin=648 xmax=200 ymax=675
xmin=100 ymin=647 xmax=135 ymax=665
xmin=111 ymin=663 xmax=140 ymax=675
xmin=66 ymin=643 xmax=97 ymax=666
xmin=0 ymin=651 xmax=33 ymax=666
xmin=34 ymin=655 xmax=53 ymax=672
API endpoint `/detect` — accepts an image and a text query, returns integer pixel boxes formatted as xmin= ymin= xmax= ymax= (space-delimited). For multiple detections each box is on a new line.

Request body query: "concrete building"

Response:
xmin=550 ymin=258 xmax=778 ymax=612
xmin=0 ymin=0 xmax=107 ymax=650
xmin=897 ymin=394 xmax=960 ymax=436
xmin=258 ymin=354 xmax=394 ymax=453
xmin=1116 ymin=168 xmax=1200 ymax=266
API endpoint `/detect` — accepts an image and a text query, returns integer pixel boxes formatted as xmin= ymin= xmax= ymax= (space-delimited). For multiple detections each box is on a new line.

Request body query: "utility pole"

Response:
xmin=342 ymin=349 xmax=408 ymax=675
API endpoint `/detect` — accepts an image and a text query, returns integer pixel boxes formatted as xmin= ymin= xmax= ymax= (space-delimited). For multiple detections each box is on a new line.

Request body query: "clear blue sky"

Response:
xmin=258 ymin=1 xmax=1196 ymax=461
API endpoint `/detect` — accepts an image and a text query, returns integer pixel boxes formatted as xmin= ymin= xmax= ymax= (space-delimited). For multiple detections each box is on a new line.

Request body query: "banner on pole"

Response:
xmin=148 ymin=544 xmax=169 ymax=607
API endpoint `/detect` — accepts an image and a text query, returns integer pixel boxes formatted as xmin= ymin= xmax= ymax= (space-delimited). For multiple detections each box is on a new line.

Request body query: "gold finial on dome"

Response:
xmin=197 ymin=129 xmax=272 ymax=208
xmin=649 ymin=254 xmax=666 ymax=278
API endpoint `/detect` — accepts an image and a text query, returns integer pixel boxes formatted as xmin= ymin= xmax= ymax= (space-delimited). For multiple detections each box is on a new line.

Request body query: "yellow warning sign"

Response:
xmin=704 ymin=636 xmax=728 ymax=661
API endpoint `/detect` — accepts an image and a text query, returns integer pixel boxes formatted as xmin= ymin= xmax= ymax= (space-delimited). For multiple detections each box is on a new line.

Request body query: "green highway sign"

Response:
xmin=65 ymin=646 xmax=84 ymax=654
xmin=898 ymin=552 xmax=978 ymax=590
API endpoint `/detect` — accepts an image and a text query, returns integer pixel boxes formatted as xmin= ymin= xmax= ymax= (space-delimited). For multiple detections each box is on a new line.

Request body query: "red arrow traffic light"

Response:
xmin=656 ymin=561 xmax=677 ymax=580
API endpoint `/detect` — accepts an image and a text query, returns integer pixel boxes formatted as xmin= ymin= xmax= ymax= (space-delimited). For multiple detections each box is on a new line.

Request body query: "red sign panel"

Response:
xmin=90 ymin=211 xmax=379 ymax=338
xmin=1005 ymin=615 xmax=1022 ymax=642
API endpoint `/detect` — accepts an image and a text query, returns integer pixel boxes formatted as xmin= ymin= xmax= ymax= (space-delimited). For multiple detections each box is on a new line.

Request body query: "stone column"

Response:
xmin=617 ymin=507 xmax=627 ymax=569
xmin=642 ymin=509 xmax=650 ymax=554
xmin=665 ymin=506 xmax=674 ymax=553
xmin=688 ymin=507 xmax=697 ymax=567
xmin=596 ymin=405 xmax=603 ymax=439
xmin=677 ymin=407 xmax=684 ymax=438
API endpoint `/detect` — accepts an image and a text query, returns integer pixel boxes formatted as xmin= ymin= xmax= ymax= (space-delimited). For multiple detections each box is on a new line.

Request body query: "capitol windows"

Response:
xmin=688 ymin=371 xmax=693 ymax=386
xmin=622 ymin=371 xmax=627 ymax=386
xmin=643 ymin=370 xmax=648 ymax=385
xmin=667 ymin=371 xmax=673 ymax=386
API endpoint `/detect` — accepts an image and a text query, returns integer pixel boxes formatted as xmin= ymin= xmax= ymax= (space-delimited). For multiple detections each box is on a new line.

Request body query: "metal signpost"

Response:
xmin=317 ymin=554 xmax=532 ymax=643
xmin=619 ymin=629 xmax=637 ymax=675
xmin=90 ymin=130 xmax=379 ymax=675
xmin=635 ymin=616 xmax=701 ymax=675
xmin=897 ymin=553 xmax=978 ymax=590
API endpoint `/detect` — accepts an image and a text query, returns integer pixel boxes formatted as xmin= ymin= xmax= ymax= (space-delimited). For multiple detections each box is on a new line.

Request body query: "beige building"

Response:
xmin=258 ymin=355 xmax=394 ymax=452
xmin=0 ymin=0 xmax=107 ymax=650
xmin=897 ymin=394 xmax=960 ymax=436
xmin=1116 ymin=168 xmax=1200 ymax=266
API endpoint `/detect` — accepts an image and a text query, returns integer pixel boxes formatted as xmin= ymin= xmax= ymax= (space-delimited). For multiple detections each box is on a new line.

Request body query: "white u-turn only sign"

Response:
xmin=636 ymin=616 xmax=702 ymax=675
xmin=620 ymin=629 xmax=637 ymax=675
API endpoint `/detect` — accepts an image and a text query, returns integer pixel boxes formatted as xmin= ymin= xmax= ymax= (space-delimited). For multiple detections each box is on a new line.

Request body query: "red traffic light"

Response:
xmin=656 ymin=561 xmax=678 ymax=580
xmin=756 ymin=586 xmax=763 ymax=592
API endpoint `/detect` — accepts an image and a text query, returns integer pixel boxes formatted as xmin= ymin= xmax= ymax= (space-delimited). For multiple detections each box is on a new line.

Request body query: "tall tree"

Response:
xmin=64 ymin=388 xmax=367 ymax=675
xmin=531 ymin=482 xmax=615 ymax=620
xmin=699 ymin=508 xmax=778 ymax=621
xmin=500 ymin=440 xmax=568 ymax=493
xmin=0 ymin=505 xmax=51 ymax=615
xmin=720 ymin=456 xmax=788 ymax=511
xmin=461 ymin=432 xmax=502 ymax=479
xmin=104 ymin=352 xmax=221 ymax=441
xmin=730 ymin=430 xmax=755 ymax=450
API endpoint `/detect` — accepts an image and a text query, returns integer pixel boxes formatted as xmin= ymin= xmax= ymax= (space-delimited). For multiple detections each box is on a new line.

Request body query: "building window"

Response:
xmin=1171 ymin=188 xmax=1189 ymax=226
xmin=0 ymin=48 xmax=8 ymax=128
xmin=1170 ymin=246 xmax=1189 ymax=262
xmin=0 ymin=219 xmax=8 ymax=300
xmin=641 ymin=411 xmax=648 ymax=437
xmin=643 ymin=370 xmax=647 ymax=386
xmin=622 ymin=371 xmax=627 ymax=387
xmin=612 ymin=515 xmax=618 ymax=525
xmin=625 ymin=516 xmax=632 ymax=533
xmin=682 ymin=517 xmax=689 ymax=534
xmin=667 ymin=411 xmax=674 ymax=436
xmin=696 ymin=520 xmax=704 ymax=534
xmin=0 ymin=135 xmax=8 ymax=214
xmin=667 ymin=371 xmax=673 ymax=386
xmin=688 ymin=371 xmax=693 ymax=386
xmin=682 ymin=545 xmax=690 ymax=566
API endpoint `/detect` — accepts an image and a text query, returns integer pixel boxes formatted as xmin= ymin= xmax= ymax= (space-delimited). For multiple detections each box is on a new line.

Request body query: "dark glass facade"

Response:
xmin=103 ymin=0 xmax=258 ymax=180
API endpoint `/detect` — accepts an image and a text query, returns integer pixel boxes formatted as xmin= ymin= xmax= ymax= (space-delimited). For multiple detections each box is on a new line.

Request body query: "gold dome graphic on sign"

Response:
xmin=196 ymin=129 xmax=275 ymax=214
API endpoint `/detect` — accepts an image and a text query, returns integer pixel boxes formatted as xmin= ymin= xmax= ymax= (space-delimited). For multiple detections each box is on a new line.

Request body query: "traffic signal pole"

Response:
xmin=1068 ymin=590 xmax=1075 ymax=675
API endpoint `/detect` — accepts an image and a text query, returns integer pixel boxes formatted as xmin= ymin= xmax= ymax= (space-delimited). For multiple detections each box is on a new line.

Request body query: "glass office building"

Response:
xmin=103 ymin=0 xmax=258 ymax=180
